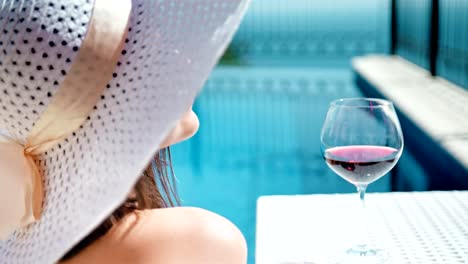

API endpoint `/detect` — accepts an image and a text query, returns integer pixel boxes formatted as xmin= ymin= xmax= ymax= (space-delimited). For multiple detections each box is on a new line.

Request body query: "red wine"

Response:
xmin=324 ymin=146 xmax=399 ymax=185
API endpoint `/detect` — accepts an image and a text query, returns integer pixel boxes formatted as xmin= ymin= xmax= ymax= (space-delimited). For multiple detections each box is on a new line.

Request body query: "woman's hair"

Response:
xmin=61 ymin=147 xmax=178 ymax=260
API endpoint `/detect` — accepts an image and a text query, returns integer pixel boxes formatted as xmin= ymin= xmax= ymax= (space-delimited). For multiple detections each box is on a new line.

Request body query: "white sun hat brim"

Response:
xmin=0 ymin=0 xmax=250 ymax=263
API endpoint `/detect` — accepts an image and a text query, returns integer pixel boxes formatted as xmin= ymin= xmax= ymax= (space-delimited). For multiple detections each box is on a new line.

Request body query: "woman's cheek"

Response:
xmin=180 ymin=110 xmax=199 ymax=140
xmin=160 ymin=110 xmax=199 ymax=148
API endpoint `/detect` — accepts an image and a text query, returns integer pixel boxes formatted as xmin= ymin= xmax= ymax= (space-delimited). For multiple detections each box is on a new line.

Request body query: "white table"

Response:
xmin=256 ymin=191 xmax=468 ymax=263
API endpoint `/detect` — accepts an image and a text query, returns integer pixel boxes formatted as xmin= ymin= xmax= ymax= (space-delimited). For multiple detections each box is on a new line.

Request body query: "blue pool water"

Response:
xmin=171 ymin=66 xmax=391 ymax=263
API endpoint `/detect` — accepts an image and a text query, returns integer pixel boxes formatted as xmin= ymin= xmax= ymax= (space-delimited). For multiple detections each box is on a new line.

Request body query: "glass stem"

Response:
xmin=356 ymin=184 xmax=368 ymax=247
xmin=358 ymin=184 xmax=366 ymax=210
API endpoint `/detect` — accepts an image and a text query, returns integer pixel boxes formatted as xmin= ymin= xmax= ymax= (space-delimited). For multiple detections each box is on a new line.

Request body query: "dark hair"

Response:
xmin=60 ymin=147 xmax=178 ymax=261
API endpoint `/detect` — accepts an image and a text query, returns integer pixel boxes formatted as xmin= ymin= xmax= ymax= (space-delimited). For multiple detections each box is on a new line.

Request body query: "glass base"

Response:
xmin=347 ymin=244 xmax=382 ymax=256
xmin=332 ymin=244 xmax=389 ymax=264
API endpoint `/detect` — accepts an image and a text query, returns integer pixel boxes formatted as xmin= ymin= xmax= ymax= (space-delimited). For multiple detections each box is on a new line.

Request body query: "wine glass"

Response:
xmin=320 ymin=98 xmax=404 ymax=263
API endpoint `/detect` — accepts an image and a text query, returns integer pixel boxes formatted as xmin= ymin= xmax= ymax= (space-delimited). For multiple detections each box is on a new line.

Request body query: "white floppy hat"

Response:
xmin=0 ymin=0 xmax=249 ymax=263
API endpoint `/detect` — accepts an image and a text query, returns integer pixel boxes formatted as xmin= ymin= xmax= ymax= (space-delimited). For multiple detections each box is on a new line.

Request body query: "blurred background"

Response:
xmin=170 ymin=1 xmax=468 ymax=263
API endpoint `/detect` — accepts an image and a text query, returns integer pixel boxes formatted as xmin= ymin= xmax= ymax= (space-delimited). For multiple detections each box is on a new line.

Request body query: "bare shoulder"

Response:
xmin=136 ymin=207 xmax=247 ymax=264
xmin=61 ymin=207 xmax=247 ymax=264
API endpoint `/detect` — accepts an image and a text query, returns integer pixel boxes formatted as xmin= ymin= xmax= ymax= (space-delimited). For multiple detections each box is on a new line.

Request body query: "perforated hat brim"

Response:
xmin=0 ymin=1 xmax=249 ymax=263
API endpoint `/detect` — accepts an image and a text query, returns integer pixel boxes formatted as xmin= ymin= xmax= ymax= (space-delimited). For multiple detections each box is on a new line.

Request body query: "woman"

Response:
xmin=60 ymin=108 xmax=247 ymax=264
xmin=0 ymin=0 xmax=250 ymax=263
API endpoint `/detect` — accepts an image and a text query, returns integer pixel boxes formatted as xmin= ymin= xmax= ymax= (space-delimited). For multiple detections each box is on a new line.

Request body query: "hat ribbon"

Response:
xmin=0 ymin=0 xmax=131 ymax=239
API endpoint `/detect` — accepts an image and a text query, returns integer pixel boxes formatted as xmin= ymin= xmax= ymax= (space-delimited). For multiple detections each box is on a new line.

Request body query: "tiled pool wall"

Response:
xmin=395 ymin=0 xmax=468 ymax=89
xmin=227 ymin=0 xmax=390 ymax=66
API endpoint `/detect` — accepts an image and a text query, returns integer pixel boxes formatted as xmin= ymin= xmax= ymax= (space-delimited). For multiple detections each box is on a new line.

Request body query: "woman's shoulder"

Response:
xmin=61 ymin=207 xmax=247 ymax=264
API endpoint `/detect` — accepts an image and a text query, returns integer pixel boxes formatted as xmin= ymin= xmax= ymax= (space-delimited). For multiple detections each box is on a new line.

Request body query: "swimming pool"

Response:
xmin=168 ymin=0 xmax=466 ymax=261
